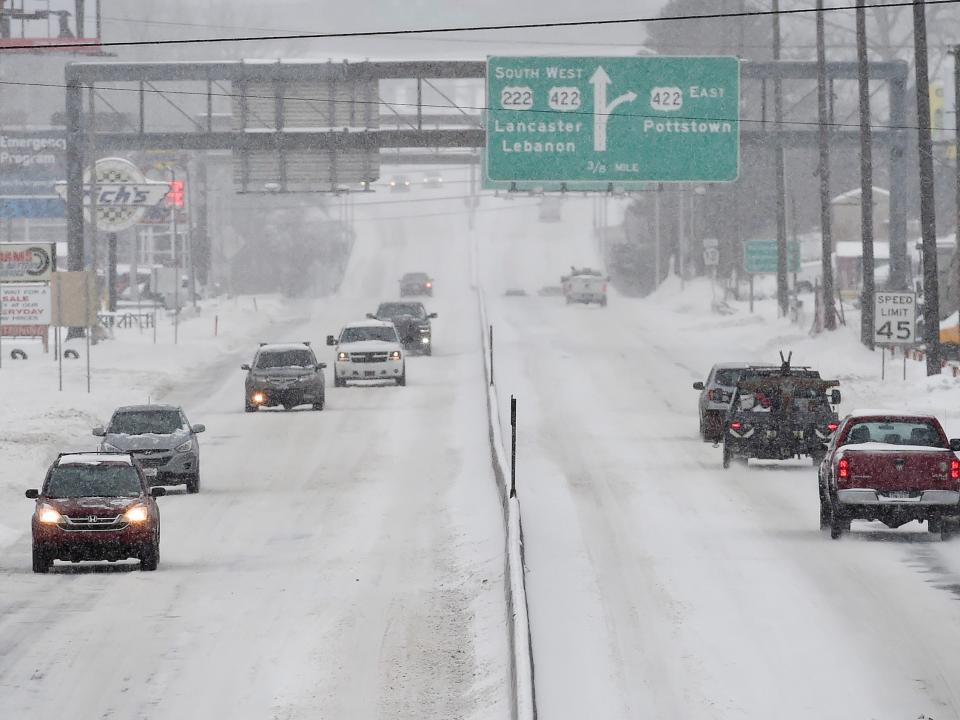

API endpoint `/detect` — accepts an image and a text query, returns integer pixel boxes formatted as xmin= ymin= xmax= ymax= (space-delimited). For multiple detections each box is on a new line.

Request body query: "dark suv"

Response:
xmin=242 ymin=342 xmax=326 ymax=412
xmin=399 ymin=272 xmax=433 ymax=297
xmin=369 ymin=301 xmax=437 ymax=355
xmin=26 ymin=452 xmax=164 ymax=573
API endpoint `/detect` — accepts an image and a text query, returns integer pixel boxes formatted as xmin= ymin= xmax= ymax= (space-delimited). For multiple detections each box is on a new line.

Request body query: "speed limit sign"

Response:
xmin=874 ymin=292 xmax=916 ymax=345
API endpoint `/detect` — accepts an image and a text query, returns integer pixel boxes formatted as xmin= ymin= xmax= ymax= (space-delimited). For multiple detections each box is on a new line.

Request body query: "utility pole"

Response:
xmin=951 ymin=44 xmax=960 ymax=334
xmin=913 ymin=0 xmax=941 ymax=375
xmin=816 ymin=1 xmax=837 ymax=330
xmin=773 ymin=0 xmax=789 ymax=317
xmin=856 ymin=1 xmax=876 ymax=349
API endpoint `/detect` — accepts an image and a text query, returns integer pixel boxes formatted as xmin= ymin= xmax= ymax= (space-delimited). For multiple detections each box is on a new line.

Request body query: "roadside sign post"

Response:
xmin=486 ymin=56 xmax=740 ymax=184
xmin=742 ymin=239 xmax=800 ymax=313
xmin=873 ymin=291 xmax=917 ymax=380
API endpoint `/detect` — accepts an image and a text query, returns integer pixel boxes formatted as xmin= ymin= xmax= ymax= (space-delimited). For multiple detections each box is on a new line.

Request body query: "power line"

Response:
xmin=0 ymin=78 xmax=951 ymax=134
xmin=1 ymin=1 xmax=957 ymax=53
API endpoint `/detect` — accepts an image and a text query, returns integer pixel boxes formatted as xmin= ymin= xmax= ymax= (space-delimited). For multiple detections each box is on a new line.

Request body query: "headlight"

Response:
xmin=123 ymin=505 xmax=149 ymax=523
xmin=389 ymin=350 xmax=402 ymax=361
xmin=252 ymin=392 xmax=265 ymax=405
xmin=298 ymin=373 xmax=314 ymax=381
xmin=421 ymin=337 xmax=430 ymax=344
xmin=102 ymin=441 xmax=122 ymax=452
xmin=337 ymin=352 xmax=350 ymax=361
xmin=175 ymin=439 xmax=193 ymax=453
xmin=37 ymin=504 xmax=62 ymax=524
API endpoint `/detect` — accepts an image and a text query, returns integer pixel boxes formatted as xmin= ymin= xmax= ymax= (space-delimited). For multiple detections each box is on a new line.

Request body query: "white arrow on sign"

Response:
xmin=591 ymin=66 xmax=637 ymax=152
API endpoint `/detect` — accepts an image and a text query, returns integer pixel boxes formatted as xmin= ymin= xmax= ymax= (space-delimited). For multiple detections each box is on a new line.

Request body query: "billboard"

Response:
xmin=0 ymin=129 xmax=66 ymax=218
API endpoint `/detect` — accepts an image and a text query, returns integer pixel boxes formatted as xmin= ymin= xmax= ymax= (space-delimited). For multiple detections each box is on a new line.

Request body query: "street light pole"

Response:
xmin=169 ymin=168 xmax=179 ymax=345
xmin=772 ymin=0 xmax=789 ymax=317
xmin=816 ymin=0 xmax=837 ymax=330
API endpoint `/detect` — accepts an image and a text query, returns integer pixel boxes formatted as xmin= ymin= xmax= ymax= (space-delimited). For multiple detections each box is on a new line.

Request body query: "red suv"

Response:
xmin=26 ymin=452 xmax=164 ymax=573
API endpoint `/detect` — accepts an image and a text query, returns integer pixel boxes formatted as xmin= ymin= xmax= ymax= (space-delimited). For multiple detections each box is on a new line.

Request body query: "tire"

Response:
xmin=334 ymin=374 xmax=346 ymax=388
xmin=185 ymin=474 xmax=200 ymax=494
xmin=396 ymin=370 xmax=406 ymax=387
xmin=929 ymin=517 xmax=942 ymax=534
xmin=32 ymin=544 xmax=50 ymax=573
xmin=313 ymin=394 xmax=325 ymax=411
xmin=819 ymin=495 xmax=831 ymax=531
xmin=11 ymin=348 xmax=27 ymax=360
xmin=941 ymin=518 xmax=957 ymax=541
xmin=244 ymin=403 xmax=258 ymax=413
xmin=600 ymin=297 xmax=608 ymax=307
xmin=140 ymin=537 xmax=159 ymax=571
xmin=829 ymin=500 xmax=849 ymax=539
xmin=722 ymin=445 xmax=732 ymax=469
xmin=423 ymin=345 xmax=432 ymax=356
xmin=699 ymin=416 xmax=706 ymax=442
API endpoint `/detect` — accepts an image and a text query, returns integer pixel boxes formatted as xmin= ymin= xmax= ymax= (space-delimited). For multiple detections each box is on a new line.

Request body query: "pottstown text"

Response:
xmin=492 ymin=118 xmax=734 ymax=155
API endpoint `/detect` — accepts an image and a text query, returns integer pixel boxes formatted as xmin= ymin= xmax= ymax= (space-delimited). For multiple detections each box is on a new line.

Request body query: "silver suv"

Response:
xmin=243 ymin=342 xmax=326 ymax=412
xmin=94 ymin=405 xmax=205 ymax=493
xmin=692 ymin=363 xmax=753 ymax=443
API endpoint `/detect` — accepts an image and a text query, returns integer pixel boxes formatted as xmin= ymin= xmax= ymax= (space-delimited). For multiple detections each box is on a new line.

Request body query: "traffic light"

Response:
xmin=166 ymin=180 xmax=185 ymax=207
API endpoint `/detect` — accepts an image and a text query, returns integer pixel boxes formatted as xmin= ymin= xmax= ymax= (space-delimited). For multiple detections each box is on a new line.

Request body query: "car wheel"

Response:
xmin=334 ymin=374 xmax=346 ymax=388
xmin=829 ymin=500 xmax=849 ymax=539
xmin=397 ymin=370 xmax=406 ymax=387
xmin=929 ymin=517 xmax=942 ymax=533
xmin=722 ymin=445 xmax=732 ymax=469
xmin=819 ymin=495 xmax=831 ymax=531
xmin=600 ymin=297 xmax=608 ymax=307
xmin=424 ymin=345 xmax=432 ymax=356
xmin=698 ymin=415 xmax=706 ymax=441
xmin=32 ymin=543 xmax=51 ymax=573
xmin=941 ymin=518 xmax=956 ymax=541
xmin=185 ymin=474 xmax=200 ymax=494
xmin=245 ymin=402 xmax=258 ymax=413
xmin=140 ymin=537 xmax=160 ymax=571
xmin=313 ymin=394 xmax=325 ymax=411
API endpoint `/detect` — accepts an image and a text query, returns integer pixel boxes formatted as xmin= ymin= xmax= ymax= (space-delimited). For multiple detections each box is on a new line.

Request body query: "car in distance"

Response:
xmin=399 ymin=272 xmax=434 ymax=297
xmin=818 ymin=410 xmax=960 ymax=540
xmin=692 ymin=362 xmax=753 ymax=442
xmin=26 ymin=452 xmax=164 ymax=573
xmin=423 ymin=173 xmax=443 ymax=188
xmin=242 ymin=342 xmax=326 ymax=413
xmin=389 ymin=175 xmax=412 ymax=192
xmin=369 ymin=301 xmax=437 ymax=355
xmin=561 ymin=267 xmax=607 ymax=306
xmin=94 ymin=404 xmax=205 ymax=494
xmin=327 ymin=320 xmax=406 ymax=386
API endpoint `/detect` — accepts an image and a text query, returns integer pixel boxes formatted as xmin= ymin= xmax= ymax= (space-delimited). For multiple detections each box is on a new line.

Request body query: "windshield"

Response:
xmin=713 ymin=369 xmax=742 ymax=387
xmin=843 ymin=420 xmax=946 ymax=447
xmin=402 ymin=273 xmax=428 ymax=282
xmin=340 ymin=326 xmax=398 ymax=343
xmin=109 ymin=410 xmax=183 ymax=435
xmin=256 ymin=350 xmax=316 ymax=369
xmin=377 ymin=303 xmax=426 ymax=320
xmin=46 ymin=464 xmax=142 ymax=498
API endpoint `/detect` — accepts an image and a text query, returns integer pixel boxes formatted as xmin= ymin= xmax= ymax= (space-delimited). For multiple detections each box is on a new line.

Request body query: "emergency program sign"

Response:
xmin=1 ymin=283 xmax=52 ymax=325
xmin=874 ymin=291 xmax=916 ymax=345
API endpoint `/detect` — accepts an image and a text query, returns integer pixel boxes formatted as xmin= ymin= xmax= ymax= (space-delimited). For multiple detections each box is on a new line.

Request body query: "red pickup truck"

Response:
xmin=818 ymin=411 xmax=960 ymax=540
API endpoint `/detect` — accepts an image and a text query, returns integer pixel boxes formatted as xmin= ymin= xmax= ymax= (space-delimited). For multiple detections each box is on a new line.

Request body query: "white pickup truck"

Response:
xmin=561 ymin=267 xmax=608 ymax=307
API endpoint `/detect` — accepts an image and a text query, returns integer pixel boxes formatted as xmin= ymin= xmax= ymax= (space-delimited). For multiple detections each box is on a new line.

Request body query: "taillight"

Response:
xmin=838 ymin=457 xmax=849 ymax=479
xmin=730 ymin=421 xmax=742 ymax=430
xmin=707 ymin=390 xmax=715 ymax=401
xmin=951 ymin=459 xmax=959 ymax=481
xmin=827 ymin=422 xmax=838 ymax=432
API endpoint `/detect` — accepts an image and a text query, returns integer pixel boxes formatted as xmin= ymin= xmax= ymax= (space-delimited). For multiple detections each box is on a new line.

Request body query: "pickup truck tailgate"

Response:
xmin=840 ymin=445 xmax=959 ymax=494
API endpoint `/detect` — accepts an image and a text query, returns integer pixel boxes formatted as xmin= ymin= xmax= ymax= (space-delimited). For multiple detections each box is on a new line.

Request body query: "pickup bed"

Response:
xmin=818 ymin=413 xmax=960 ymax=539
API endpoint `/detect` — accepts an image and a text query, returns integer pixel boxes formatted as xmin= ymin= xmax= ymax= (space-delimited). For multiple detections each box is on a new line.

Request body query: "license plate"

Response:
xmin=142 ymin=468 xmax=158 ymax=478
xmin=883 ymin=490 xmax=918 ymax=500
xmin=364 ymin=371 xmax=375 ymax=377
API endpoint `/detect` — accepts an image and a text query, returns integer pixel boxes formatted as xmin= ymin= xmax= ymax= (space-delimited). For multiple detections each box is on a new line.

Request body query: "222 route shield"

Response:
xmin=485 ymin=56 xmax=740 ymax=184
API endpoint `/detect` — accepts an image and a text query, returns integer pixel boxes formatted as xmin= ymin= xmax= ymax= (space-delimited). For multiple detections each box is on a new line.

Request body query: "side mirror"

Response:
xmin=428 ymin=313 xmax=438 ymax=319
xmin=366 ymin=313 xmax=376 ymax=319
xmin=191 ymin=424 xmax=206 ymax=434
xmin=950 ymin=439 xmax=960 ymax=452
xmin=241 ymin=363 xmax=251 ymax=371
xmin=25 ymin=489 xmax=39 ymax=499
xmin=692 ymin=382 xmax=705 ymax=391
xmin=326 ymin=335 xmax=336 ymax=346
xmin=830 ymin=389 xmax=842 ymax=405
xmin=92 ymin=426 xmax=106 ymax=437
xmin=318 ymin=362 xmax=327 ymax=370
xmin=150 ymin=487 xmax=166 ymax=498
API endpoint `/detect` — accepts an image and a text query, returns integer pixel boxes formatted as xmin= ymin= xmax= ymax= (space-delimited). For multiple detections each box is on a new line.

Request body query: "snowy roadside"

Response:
xmin=648 ymin=276 xmax=960 ymax=436
xmin=0 ymin=294 xmax=311 ymax=549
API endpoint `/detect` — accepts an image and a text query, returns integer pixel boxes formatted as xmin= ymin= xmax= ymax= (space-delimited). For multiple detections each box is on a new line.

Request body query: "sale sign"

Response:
xmin=1 ymin=283 xmax=51 ymax=325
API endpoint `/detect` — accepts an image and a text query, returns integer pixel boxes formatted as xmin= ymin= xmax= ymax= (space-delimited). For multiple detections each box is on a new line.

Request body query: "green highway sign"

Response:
xmin=743 ymin=239 xmax=801 ymax=274
xmin=485 ymin=56 xmax=740 ymax=184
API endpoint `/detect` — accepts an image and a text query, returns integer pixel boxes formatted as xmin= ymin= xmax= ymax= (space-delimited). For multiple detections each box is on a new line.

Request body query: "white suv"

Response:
xmin=327 ymin=320 xmax=406 ymax=387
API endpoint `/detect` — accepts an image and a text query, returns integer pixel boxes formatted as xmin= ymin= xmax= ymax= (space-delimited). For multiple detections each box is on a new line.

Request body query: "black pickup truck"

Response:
xmin=369 ymin=301 xmax=437 ymax=356
xmin=722 ymin=356 xmax=841 ymax=468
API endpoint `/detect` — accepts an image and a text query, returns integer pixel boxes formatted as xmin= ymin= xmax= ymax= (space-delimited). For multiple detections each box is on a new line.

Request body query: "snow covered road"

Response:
xmin=0 ymin=171 xmax=507 ymax=720
xmin=479 ymin=195 xmax=960 ymax=720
